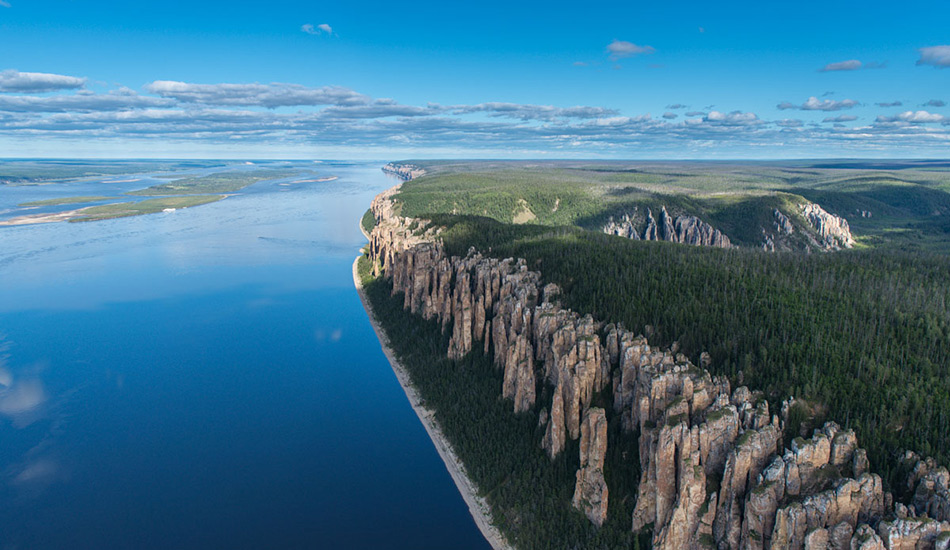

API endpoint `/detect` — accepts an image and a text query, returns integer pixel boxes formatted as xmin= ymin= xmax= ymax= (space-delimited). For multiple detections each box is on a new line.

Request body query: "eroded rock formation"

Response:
xmin=604 ymin=206 xmax=732 ymax=248
xmin=573 ymin=407 xmax=609 ymax=526
xmin=366 ymin=182 xmax=949 ymax=548
xmin=801 ymin=203 xmax=854 ymax=250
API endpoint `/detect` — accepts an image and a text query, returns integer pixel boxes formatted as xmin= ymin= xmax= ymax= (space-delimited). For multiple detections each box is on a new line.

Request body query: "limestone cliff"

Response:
xmin=801 ymin=203 xmax=854 ymax=250
xmin=573 ymin=407 xmax=609 ymax=526
xmin=382 ymin=162 xmax=426 ymax=181
xmin=604 ymin=206 xmax=732 ymax=248
xmin=365 ymin=182 xmax=949 ymax=549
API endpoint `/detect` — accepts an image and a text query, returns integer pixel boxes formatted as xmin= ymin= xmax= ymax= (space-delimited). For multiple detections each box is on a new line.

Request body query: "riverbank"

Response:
xmin=351 ymin=248 xmax=511 ymax=550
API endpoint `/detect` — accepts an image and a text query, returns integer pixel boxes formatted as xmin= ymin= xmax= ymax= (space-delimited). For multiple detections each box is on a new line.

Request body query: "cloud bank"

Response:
xmin=2 ymin=70 xmax=950 ymax=157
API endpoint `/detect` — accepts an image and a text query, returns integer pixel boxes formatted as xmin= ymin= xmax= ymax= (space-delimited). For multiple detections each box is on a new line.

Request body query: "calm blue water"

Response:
xmin=0 ymin=162 xmax=491 ymax=549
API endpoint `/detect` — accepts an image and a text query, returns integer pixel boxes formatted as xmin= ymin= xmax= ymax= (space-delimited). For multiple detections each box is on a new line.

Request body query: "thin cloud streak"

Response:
xmin=0 ymin=70 xmax=86 ymax=93
xmin=820 ymin=60 xmax=862 ymax=72
xmin=606 ymin=40 xmax=655 ymax=60
xmin=777 ymin=97 xmax=858 ymax=111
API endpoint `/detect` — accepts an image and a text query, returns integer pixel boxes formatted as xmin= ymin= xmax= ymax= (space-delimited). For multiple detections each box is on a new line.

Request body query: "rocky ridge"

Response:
xmin=801 ymin=203 xmax=854 ymax=250
xmin=366 ymin=182 xmax=948 ymax=549
xmin=382 ymin=162 xmax=426 ymax=181
xmin=604 ymin=206 xmax=732 ymax=248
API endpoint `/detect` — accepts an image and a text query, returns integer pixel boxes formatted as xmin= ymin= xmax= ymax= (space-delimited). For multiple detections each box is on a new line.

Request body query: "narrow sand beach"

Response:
xmin=0 ymin=208 xmax=82 ymax=226
xmin=353 ymin=226 xmax=511 ymax=550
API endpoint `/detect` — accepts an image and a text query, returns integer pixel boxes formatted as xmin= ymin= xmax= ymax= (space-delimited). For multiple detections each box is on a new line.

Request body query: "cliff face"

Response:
xmin=801 ymin=203 xmax=854 ymax=250
xmin=366 ymin=184 xmax=949 ymax=549
xmin=763 ymin=204 xmax=855 ymax=252
xmin=382 ymin=162 xmax=426 ymax=181
xmin=604 ymin=206 xmax=732 ymax=248
xmin=573 ymin=407 xmax=609 ymax=526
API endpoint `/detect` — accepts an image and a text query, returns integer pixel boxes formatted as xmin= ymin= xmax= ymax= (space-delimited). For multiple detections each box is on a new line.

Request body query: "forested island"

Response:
xmin=357 ymin=161 xmax=950 ymax=549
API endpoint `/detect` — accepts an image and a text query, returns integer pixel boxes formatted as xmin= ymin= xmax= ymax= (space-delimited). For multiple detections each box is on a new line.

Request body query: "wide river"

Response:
xmin=0 ymin=161 xmax=491 ymax=549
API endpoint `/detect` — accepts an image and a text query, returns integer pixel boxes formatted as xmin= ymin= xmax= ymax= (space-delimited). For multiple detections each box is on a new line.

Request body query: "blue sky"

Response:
xmin=1 ymin=0 xmax=948 ymax=158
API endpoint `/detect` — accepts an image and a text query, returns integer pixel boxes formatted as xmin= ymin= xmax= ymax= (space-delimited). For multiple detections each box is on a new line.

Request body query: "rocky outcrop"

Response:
xmin=895 ymin=451 xmax=950 ymax=523
xmin=604 ymin=206 xmax=732 ymax=248
xmin=801 ymin=203 xmax=854 ymax=250
xmin=877 ymin=518 xmax=950 ymax=549
xmin=382 ymin=162 xmax=426 ymax=181
xmin=366 ymin=181 xmax=949 ymax=548
xmin=573 ymin=408 xmax=609 ymax=526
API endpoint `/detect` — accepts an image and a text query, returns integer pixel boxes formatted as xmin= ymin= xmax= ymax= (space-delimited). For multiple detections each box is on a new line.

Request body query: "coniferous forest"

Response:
xmin=363 ymin=160 xmax=950 ymax=548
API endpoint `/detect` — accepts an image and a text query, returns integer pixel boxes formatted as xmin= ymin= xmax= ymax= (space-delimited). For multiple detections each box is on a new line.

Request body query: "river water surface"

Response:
xmin=0 ymin=161 xmax=491 ymax=549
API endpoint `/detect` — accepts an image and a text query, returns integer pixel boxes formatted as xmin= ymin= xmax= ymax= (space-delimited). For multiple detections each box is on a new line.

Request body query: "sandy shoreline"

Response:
xmin=0 ymin=208 xmax=83 ymax=226
xmin=353 ymin=224 xmax=511 ymax=550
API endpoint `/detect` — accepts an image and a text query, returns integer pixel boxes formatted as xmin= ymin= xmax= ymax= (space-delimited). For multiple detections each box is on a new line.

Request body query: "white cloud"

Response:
xmin=662 ymin=112 xmax=678 ymax=119
xmin=144 ymin=81 xmax=368 ymax=108
xmin=302 ymin=23 xmax=333 ymax=36
xmin=820 ymin=60 xmax=862 ymax=72
xmin=917 ymin=46 xmax=950 ymax=68
xmin=666 ymin=103 xmax=687 ymax=109
xmin=606 ymin=40 xmax=655 ymax=60
xmin=777 ymin=96 xmax=858 ymax=111
xmin=876 ymin=110 xmax=945 ymax=124
xmin=0 ymin=1 xmax=10 ymax=8
xmin=876 ymin=101 xmax=902 ymax=107
xmin=703 ymin=111 xmax=761 ymax=126
xmin=0 ymin=70 xmax=86 ymax=93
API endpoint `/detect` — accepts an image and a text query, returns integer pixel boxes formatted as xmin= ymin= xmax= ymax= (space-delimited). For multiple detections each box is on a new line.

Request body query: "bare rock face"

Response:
xmin=878 ymin=518 xmax=950 ymax=549
xmin=671 ymin=209 xmax=733 ymax=248
xmin=898 ymin=451 xmax=950 ymax=523
xmin=805 ymin=528 xmax=831 ymax=550
xmin=717 ymin=424 xmax=782 ymax=548
xmin=801 ymin=203 xmax=854 ymax=249
xmin=850 ymin=524 xmax=885 ymax=550
xmin=603 ymin=213 xmax=641 ymax=240
xmin=604 ymin=206 xmax=732 ymax=248
xmin=573 ymin=408 xmax=609 ymax=526
xmin=775 ymin=208 xmax=795 ymax=235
